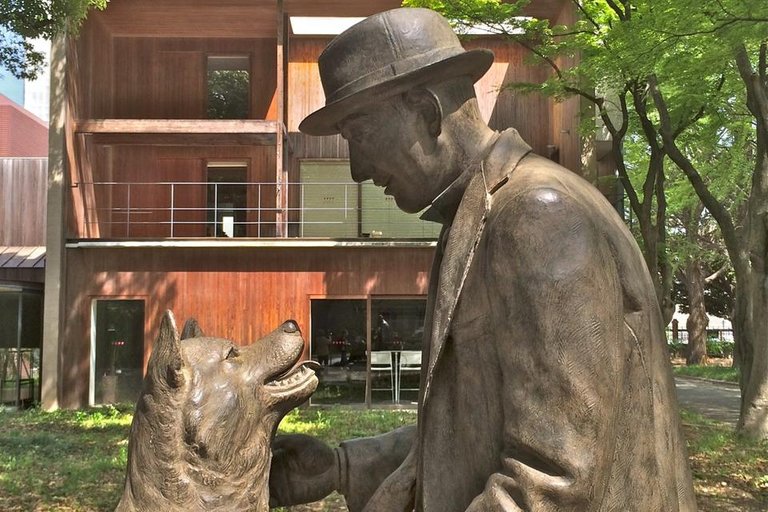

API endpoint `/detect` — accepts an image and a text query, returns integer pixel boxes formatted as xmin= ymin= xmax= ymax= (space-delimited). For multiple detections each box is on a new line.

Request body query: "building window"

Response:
xmin=207 ymin=162 xmax=248 ymax=237
xmin=310 ymin=299 xmax=367 ymax=405
xmin=207 ymin=55 xmax=250 ymax=119
xmin=91 ymin=300 xmax=145 ymax=405
xmin=0 ymin=287 xmax=42 ymax=408
xmin=300 ymin=161 xmax=441 ymax=239
xmin=310 ymin=297 xmax=426 ymax=407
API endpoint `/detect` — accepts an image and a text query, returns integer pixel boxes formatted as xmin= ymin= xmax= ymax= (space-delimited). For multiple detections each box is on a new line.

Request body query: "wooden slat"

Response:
xmin=0 ymin=159 xmax=47 ymax=246
xmin=76 ymin=119 xmax=280 ymax=146
xmin=18 ymin=247 xmax=46 ymax=268
xmin=89 ymin=132 xmax=278 ymax=146
xmin=0 ymin=248 xmax=18 ymax=267
xmin=87 ymin=0 xmax=569 ymax=38
xmin=3 ymin=246 xmax=35 ymax=268
xmin=75 ymin=119 xmax=279 ymax=135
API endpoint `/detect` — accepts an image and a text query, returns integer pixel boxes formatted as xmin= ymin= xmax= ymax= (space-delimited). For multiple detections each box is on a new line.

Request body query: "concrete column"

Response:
xmin=42 ymin=34 xmax=68 ymax=410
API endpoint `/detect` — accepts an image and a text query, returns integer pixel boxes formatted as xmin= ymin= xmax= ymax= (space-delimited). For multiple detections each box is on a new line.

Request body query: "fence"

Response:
xmin=666 ymin=328 xmax=735 ymax=344
xmin=76 ymin=181 xmax=441 ymax=239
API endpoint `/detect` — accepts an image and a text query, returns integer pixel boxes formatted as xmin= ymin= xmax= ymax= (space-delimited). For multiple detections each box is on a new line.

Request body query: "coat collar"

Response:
xmin=420 ymin=128 xmax=531 ymax=407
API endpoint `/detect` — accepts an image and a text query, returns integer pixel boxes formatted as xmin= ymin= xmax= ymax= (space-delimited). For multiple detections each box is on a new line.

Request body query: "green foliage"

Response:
xmin=0 ymin=404 xmax=132 ymax=511
xmin=403 ymin=2 xmax=765 ymax=340
xmin=673 ymin=268 xmax=736 ymax=320
xmin=668 ymin=340 xmax=686 ymax=358
xmin=707 ymin=338 xmax=735 ymax=359
xmin=681 ymin=409 xmax=768 ymax=509
xmin=278 ymin=408 xmax=416 ymax=445
xmin=207 ymin=69 xmax=250 ymax=119
xmin=0 ymin=0 xmax=108 ymax=79
xmin=674 ymin=364 xmax=739 ymax=383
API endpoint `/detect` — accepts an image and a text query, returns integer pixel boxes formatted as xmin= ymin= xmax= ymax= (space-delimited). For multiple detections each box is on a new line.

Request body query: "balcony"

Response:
xmin=72 ymin=181 xmax=441 ymax=241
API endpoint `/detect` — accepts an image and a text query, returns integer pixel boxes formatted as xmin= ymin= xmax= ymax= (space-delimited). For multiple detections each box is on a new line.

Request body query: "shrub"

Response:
xmin=706 ymin=338 xmax=734 ymax=358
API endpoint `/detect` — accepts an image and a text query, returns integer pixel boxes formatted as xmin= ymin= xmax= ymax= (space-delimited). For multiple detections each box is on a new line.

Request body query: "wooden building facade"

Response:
xmin=44 ymin=0 xmax=588 ymax=409
xmin=1 ymin=158 xmax=47 ymax=408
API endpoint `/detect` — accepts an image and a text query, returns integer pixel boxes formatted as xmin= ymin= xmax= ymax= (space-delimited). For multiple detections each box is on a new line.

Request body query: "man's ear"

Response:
xmin=405 ymin=87 xmax=442 ymax=138
xmin=147 ymin=310 xmax=185 ymax=390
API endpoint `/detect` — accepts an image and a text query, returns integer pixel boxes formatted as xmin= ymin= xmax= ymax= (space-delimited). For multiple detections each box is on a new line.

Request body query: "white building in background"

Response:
xmin=670 ymin=305 xmax=733 ymax=343
xmin=23 ymin=39 xmax=51 ymax=123
xmin=0 ymin=37 xmax=50 ymax=124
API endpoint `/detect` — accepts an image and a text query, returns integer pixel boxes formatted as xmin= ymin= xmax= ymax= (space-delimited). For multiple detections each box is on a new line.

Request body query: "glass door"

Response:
xmin=91 ymin=300 xmax=145 ymax=404
xmin=309 ymin=296 xmax=427 ymax=407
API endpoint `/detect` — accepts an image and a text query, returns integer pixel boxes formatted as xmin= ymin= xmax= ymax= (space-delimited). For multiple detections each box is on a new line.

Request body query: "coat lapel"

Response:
xmin=420 ymin=129 xmax=531 ymax=407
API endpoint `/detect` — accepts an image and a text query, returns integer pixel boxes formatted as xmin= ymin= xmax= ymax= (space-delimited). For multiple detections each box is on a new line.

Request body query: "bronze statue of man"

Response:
xmin=270 ymin=8 xmax=697 ymax=511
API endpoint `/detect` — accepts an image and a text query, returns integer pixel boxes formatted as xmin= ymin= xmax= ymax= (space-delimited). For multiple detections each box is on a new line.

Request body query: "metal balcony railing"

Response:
xmin=74 ymin=181 xmax=442 ymax=240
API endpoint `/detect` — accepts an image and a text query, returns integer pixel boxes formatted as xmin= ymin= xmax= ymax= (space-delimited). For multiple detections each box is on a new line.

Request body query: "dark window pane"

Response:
xmin=93 ymin=300 xmax=145 ymax=404
xmin=310 ymin=299 xmax=366 ymax=405
xmin=371 ymin=299 xmax=426 ymax=405
xmin=0 ymin=289 xmax=42 ymax=407
xmin=0 ymin=293 xmax=19 ymax=349
xmin=207 ymin=165 xmax=247 ymax=237
xmin=20 ymin=293 xmax=42 ymax=349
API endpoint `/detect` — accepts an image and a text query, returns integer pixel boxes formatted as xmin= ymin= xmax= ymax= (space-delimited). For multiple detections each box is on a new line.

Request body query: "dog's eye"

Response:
xmin=225 ymin=346 xmax=239 ymax=360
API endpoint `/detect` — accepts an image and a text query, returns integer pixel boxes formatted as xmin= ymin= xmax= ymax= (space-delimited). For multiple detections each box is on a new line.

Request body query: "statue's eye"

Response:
xmin=225 ymin=346 xmax=239 ymax=360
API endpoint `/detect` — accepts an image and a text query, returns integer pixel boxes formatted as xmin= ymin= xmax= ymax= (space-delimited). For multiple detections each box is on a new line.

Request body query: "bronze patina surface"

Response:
xmin=271 ymin=7 xmax=697 ymax=512
xmin=116 ymin=312 xmax=317 ymax=511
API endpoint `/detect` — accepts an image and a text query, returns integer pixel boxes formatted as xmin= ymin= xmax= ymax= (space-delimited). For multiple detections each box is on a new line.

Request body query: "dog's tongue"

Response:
xmin=300 ymin=360 xmax=321 ymax=371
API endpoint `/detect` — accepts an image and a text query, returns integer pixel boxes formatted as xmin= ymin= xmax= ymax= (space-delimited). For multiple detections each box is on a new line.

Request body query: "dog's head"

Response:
xmin=122 ymin=311 xmax=318 ymax=509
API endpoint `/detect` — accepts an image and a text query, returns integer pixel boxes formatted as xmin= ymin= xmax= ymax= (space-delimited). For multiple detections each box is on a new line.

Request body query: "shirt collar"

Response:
xmin=419 ymin=170 xmax=475 ymax=225
xmin=419 ymin=131 xmax=502 ymax=226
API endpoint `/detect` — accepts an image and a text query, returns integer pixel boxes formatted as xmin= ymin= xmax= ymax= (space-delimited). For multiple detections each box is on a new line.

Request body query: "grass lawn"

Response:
xmin=674 ymin=364 xmax=740 ymax=383
xmin=0 ymin=405 xmax=765 ymax=511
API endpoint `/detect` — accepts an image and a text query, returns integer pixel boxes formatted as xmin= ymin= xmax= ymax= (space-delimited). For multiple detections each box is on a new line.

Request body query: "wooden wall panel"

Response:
xmin=68 ymin=145 xmax=278 ymax=238
xmin=0 ymin=158 xmax=47 ymax=246
xmin=86 ymin=0 xmax=566 ymax=39
xmin=74 ymin=17 xmax=114 ymax=119
xmin=112 ymin=38 xmax=157 ymax=118
xmin=60 ymin=245 xmax=434 ymax=407
xmin=550 ymin=3 xmax=583 ymax=175
xmin=286 ymin=37 xmax=348 ymax=170
xmin=155 ymin=51 xmax=205 ymax=119
xmin=108 ymin=37 xmax=277 ymax=120
xmin=466 ymin=39 xmax=551 ymax=156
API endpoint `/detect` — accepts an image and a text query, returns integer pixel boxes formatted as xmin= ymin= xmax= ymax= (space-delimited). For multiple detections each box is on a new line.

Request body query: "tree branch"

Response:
xmin=705 ymin=263 xmax=730 ymax=283
xmin=648 ymin=74 xmax=742 ymax=268
xmin=605 ymin=0 xmax=627 ymax=21
xmin=571 ymin=0 xmax=601 ymax=31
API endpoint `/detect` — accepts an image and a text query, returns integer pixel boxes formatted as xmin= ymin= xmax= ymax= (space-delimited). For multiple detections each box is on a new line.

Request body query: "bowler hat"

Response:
xmin=299 ymin=8 xmax=494 ymax=136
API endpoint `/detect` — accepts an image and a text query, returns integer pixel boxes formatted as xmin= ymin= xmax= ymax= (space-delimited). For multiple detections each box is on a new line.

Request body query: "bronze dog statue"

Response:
xmin=116 ymin=311 xmax=318 ymax=511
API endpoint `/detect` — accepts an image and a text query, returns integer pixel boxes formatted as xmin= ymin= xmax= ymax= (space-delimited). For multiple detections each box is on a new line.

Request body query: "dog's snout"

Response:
xmin=282 ymin=320 xmax=299 ymax=334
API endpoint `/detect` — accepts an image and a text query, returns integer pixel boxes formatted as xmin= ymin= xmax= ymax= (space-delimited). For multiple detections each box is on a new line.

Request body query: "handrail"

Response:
xmin=74 ymin=180 xmax=441 ymax=240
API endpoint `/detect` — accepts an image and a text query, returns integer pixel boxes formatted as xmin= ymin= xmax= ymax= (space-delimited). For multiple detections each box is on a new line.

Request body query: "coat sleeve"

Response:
xmin=337 ymin=425 xmax=417 ymax=512
xmin=467 ymin=186 xmax=627 ymax=510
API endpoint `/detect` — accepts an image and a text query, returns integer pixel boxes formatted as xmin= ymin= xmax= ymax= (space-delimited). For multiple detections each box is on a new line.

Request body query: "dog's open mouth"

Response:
xmin=264 ymin=360 xmax=320 ymax=397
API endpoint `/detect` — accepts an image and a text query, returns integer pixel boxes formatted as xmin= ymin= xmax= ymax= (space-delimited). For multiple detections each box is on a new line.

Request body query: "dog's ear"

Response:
xmin=180 ymin=317 xmax=204 ymax=340
xmin=147 ymin=310 xmax=185 ymax=390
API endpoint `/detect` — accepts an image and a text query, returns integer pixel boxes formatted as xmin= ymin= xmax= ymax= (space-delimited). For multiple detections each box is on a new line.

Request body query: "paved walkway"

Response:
xmin=674 ymin=377 xmax=741 ymax=426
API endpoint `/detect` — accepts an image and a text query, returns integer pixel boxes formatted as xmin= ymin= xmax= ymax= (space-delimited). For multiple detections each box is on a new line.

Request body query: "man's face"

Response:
xmin=338 ymin=95 xmax=454 ymax=213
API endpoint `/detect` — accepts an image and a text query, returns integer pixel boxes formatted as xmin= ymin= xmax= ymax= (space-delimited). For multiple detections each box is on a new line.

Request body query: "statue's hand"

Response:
xmin=269 ymin=434 xmax=340 ymax=507
xmin=361 ymin=443 xmax=417 ymax=512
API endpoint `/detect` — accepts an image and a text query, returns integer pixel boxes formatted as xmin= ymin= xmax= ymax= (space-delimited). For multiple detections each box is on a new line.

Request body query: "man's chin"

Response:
xmin=392 ymin=197 xmax=424 ymax=214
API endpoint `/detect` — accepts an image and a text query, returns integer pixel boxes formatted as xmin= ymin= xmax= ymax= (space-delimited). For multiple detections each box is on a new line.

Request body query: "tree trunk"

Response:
xmin=733 ymin=43 xmax=768 ymax=440
xmin=733 ymin=261 xmax=768 ymax=439
xmin=684 ymin=260 xmax=709 ymax=365
xmin=649 ymin=62 xmax=768 ymax=437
